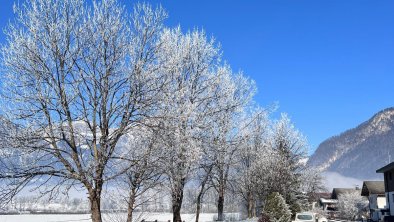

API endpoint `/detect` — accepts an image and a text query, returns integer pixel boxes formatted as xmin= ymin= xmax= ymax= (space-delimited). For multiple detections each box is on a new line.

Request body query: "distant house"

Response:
xmin=311 ymin=192 xmax=331 ymax=202
xmin=310 ymin=192 xmax=338 ymax=211
xmin=319 ymin=198 xmax=338 ymax=211
xmin=331 ymin=188 xmax=360 ymax=199
xmin=361 ymin=181 xmax=386 ymax=221
xmin=318 ymin=188 xmax=361 ymax=219
xmin=376 ymin=162 xmax=394 ymax=217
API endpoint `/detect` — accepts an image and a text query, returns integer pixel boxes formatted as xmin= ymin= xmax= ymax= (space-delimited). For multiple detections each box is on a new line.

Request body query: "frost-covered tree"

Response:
xmin=0 ymin=1 xmax=166 ymax=221
xmin=337 ymin=192 xmax=368 ymax=220
xmin=153 ymin=27 xmax=220 ymax=222
xmin=207 ymin=77 xmax=255 ymax=221
xmin=0 ymin=0 xmax=319 ymax=221
xmin=269 ymin=114 xmax=308 ymax=215
xmin=300 ymin=167 xmax=326 ymax=203
xmin=235 ymin=112 xmax=311 ymax=217
xmin=153 ymin=27 xmax=255 ymax=221
xmin=208 ymin=112 xmax=240 ymax=221
xmin=263 ymin=192 xmax=291 ymax=222
xmin=113 ymin=126 xmax=164 ymax=222
xmin=235 ymin=109 xmax=270 ymax=218
xmin=194 ymin=159 xmax=213 ymax=222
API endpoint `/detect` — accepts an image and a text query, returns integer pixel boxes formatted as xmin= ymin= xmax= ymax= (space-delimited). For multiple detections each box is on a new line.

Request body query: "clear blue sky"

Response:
xmin=1 ymin=0 xmax=394 ymax=154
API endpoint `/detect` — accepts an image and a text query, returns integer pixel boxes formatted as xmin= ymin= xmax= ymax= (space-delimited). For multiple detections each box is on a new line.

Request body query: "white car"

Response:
xmin=293 ymin=212 xmax=328 ymax=222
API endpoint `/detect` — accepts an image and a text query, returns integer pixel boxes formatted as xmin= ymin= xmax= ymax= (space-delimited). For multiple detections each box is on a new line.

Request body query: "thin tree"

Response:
xmin=155 ymin=27 xmax=222 ymax=222
xmin=235 ymin=110 xmax=270 ymax=218
xmin=208 ymin=75 xmax=255 ymax=221
xmin=114 ymin=127 xmax=163 ymax=222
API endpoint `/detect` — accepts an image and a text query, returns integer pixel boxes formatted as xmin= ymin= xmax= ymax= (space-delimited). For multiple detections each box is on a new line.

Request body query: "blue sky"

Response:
xmin=1 ymin=0 xmax=394 ymax=154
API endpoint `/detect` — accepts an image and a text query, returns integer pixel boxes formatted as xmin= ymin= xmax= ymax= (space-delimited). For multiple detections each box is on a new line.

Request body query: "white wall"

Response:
xmin=377 ymin=196 xmax=387 ymax=209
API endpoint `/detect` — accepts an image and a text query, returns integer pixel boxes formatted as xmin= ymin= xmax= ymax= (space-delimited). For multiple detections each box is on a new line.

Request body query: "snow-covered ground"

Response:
xmin=104 ymin=212 xmax=218 ymax=222
xmin=0 ymin=214 xmax=91 ymax=222
xmin=0 ymin=213 xmax=224 ymax=222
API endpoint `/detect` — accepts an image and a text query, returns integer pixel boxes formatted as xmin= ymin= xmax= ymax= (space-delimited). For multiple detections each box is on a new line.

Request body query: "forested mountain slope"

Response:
xmin=308 ymin=108 xmax=394 ymax=179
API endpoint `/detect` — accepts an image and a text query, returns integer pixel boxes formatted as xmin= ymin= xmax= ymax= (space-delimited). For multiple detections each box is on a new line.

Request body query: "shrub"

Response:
xmin=263 ymin=192 xmax=292 ymax=222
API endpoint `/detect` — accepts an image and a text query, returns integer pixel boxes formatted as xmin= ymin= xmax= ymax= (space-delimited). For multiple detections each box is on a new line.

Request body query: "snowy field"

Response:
xmin=0 ymin=213 xmax=225 ymax=222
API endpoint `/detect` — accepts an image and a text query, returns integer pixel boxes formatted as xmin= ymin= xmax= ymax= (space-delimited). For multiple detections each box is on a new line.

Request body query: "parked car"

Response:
xmin=293 ymin=212 xmax=328 ymax=222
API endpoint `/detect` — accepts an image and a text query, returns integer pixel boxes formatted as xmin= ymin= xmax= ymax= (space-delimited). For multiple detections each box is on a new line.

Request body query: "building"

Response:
xmin=312 ymin=192 xmax=335 ymax=211
xmin=319 ymin=198 xmax=338 ymax=211
xmin=319 ymin=188 xmax=362 ymax=219
xmin=377 ymin=162 xmax=394 ymax=217
xmin=331 ymin=188 xmax=360 ymax=199
xmin=361 ymin=181 xmax=386 ymax=221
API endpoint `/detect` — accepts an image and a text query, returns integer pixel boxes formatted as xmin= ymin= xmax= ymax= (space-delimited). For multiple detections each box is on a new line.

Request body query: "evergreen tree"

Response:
xmin=263 ymin=192 xmax=292 ymax=222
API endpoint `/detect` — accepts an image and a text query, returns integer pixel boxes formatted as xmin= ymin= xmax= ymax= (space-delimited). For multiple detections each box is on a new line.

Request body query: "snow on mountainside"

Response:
xmin=308 ymin=107 xmax=394 ymax=180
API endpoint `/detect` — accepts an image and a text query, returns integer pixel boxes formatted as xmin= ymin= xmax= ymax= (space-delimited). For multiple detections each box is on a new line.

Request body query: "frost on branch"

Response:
xmin=0 ymin=0 xmax=323 ymax=221
xmin=0 ymin=0 xmax=167 ymax=221
xmin=337 ymin=191 xmax=368 ymax=220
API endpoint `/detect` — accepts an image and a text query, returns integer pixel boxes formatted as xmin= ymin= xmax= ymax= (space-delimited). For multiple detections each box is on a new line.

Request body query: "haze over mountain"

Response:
xmin=308 ymin=107 xmax=394 ymax=180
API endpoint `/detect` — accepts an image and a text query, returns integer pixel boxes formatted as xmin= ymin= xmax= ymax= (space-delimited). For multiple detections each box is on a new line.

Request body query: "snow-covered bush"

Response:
xmin=263 ymin=192 xmax=292 ymax=222
xmin=337 ymin=191 xmax=368 ymax=220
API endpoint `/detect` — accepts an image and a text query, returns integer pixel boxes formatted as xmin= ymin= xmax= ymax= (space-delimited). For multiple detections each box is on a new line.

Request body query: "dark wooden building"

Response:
xmin=331 ymin=188 xmax=360 ymax=199
xmin=377 ymin=162 xmax=394 ymax=217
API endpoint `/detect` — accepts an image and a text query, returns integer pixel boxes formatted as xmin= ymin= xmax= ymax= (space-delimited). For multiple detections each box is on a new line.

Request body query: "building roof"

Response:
xmin=307 ymin=192 xmax=332 ymax=202
xmin=376 ymin=162 xmax=394 ymax=173
xmin=331 ymin=188 xmax=360 ymax=199
xmin=361 ymin=181 xmax=385 ymax=196
xmin=315 ymin=192 xmax=332 ymax=199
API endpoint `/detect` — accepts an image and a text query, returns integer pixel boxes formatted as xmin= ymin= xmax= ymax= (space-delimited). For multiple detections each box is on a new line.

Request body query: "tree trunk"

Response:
xmin=172 ymin=178 xmax=185 ymax=222
xmin=217 ymin=192 xmax=224 ymax=221
xmin=88 ymin=179 xmax=103 ymax=222
xmin=172 ymin=194 xmax=183 ymax=222
xmin=89 ymin=193 xmax=102 ymax=222
xmin=196 ymin=166 xmax=211 ymax=222
xmin=195 ymin=192 xmax=202 ymax=222
xmin=126 ymin=204 xmax=134 ymax=222
xmin=247 ymin=191 xmax=256 ymax=218
xmin=126 ymin=188 xmax=137 ymax=222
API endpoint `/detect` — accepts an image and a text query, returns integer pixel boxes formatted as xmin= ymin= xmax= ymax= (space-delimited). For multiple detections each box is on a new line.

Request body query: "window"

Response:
xmin=390 ymin=172 xmax=392 ymax=180
xmin=297 ymin=214 xmax=313 ymax=220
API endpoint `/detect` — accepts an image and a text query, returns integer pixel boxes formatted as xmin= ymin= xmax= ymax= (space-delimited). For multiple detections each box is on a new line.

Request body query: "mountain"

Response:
xmin=308 ymin=107 xmax=394 ymax=180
